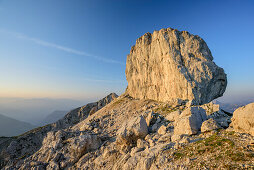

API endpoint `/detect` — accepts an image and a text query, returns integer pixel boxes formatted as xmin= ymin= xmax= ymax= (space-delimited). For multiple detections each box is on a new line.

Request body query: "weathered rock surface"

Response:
xmin=201 ymin=101 xmax=232 ymax=128
xmin=201 ymin=101 xmax=221 ymax=116
xmin=230 ymin=102 xmax=254 ymax=136
xmin=174 ymin=107 xmax=207 ymax=135
xmin=125 ymin=28 xmax=227 ymax=105
xmin=157 ymin=125 xmax=167 ymax=135
xmin=1 ymin=95 xmax=253 ymax=170
xmin=201 ymin=118 xmax=221 ymax=132
xmin=54 ymin=92 xmax=118 ymax=128
xmin=1 ymin=93 xmax=117 ymax=167
xmin=165 ymin=110 xmax=181 ymax=121
xmin=116 ymin=115 xmax=148 ymax=146
xmin=15 ymin=130 xmax=102 ymax=169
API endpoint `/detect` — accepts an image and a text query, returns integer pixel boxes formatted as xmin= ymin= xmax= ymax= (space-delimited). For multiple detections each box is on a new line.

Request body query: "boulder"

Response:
xmin=201 ymin=102 xmax=220 ymax=116
xmin=230 ymin=103 xmax=254 ymax=136
xmin=201 ymin=118 xmax=221 ymax=132
xmin=69 ymin=134 xmax=101 ymax=158
xmin=174 ymin=107 xmax=207 ymax=135
xmin=125 ymin=28 xmax=227 ymax=105
xmin=201 ymin=102 xmax=232 ymax=128
xmin=116 ymin=115 xmax=148 ymax=146
xmin=165 ymin=110 xmax=181 ymax=122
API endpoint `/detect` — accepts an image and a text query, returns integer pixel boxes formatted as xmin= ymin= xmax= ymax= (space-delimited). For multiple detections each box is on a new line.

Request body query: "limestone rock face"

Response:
xmin=231 ymin=103 xmax=254 ymax=136
xmin=54 ymin=93 xmax=118 ymax=128
xmin=201 ymin=118 xmax=221 ymax=132
xmin=125 ymin=28 xmax=227 ymax=105
xmin=174 ymin=107 xmax=207 ymax=135
xmin=2 ymin=95 xmax=254 ymax=169
xmin=3 ymin=93 xmax=117 ymax=165
xmin=201 ymin=101 xmax=232 ymax=128
xmin=26 ymin=130 xmax=101 ymax=169
xmin=116 ymin=115 xmax=148 ymax=146
xmin=165 ymin=110 xmax=181 ymax=122
xmin=69 ymin=134 xmax=102 ymax=158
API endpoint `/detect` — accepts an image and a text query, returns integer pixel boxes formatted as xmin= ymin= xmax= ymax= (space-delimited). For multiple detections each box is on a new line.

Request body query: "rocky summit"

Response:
xmin=0 ymin=28 xmax=253 ymax=170
xmin=126 ymin=28 xmax=227 ymax=105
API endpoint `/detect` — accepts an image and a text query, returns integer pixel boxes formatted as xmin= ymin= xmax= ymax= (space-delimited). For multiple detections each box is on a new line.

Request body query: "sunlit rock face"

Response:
xmin=231 ymin=102 xmax=254 ymax=136
xmin=125 ymin=28 xmax=227 ymax=105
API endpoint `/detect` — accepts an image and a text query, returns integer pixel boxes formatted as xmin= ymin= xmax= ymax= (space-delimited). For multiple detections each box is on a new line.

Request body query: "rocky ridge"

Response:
xmin=2 ymin=94 xmax=253 ymax=169
xmin=0 ymin=93 xmax=117 ymax=167
xmin=0 ymin=114 xmax=35 ymax=137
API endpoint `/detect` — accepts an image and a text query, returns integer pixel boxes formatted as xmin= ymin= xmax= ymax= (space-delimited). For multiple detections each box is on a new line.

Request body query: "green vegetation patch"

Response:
xmin=173 ymin=152 xmax=185 ymax=159
xmin=203 ymin=134 xmax=235 ymax=148
xmin=171 ymin=132 xmax=253 ymax=168
xmin=111 ymin=98 xmax=126 ymax=107
xmin=153 ymin=104 xmax=185 ymax=116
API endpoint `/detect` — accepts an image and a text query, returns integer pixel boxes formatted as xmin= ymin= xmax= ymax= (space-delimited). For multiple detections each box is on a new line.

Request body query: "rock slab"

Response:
xmin=125 ymin=28 xmax=227 ymax=105
xmin=231 ymin=102 xmax=254 ymax=136
xmin=117 ymin=115 xmax=148 ymax=146
xmin=201 ymin=118 xmax=221 ymax=132
xmin=174 ymin=107 xmax=207 ymax=135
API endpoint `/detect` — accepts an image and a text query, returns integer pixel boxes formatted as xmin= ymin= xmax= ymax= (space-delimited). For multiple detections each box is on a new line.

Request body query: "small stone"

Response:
xmin=148 ymin=139 xmax=155 ymax=147
xmin=152 ymin=134 xmax=160 ymax=141
xmin=171 ymin=134 xmax=183 ymax=142
xmin=157 ymin=125 xmax=167 ymax=135
xmin=145 ymin=134 xmax=152 ymax=141
xmin=179 ymin=136 xmax=190 ymax=144
xmin=93 ymin=128 xmax=101 ymax=133
xmin=136 ymin=139 xmax=145 ymax=148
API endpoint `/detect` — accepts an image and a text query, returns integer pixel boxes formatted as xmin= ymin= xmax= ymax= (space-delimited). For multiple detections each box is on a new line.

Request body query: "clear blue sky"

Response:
xmin=0 ymin=0 xmax=253 ymax=101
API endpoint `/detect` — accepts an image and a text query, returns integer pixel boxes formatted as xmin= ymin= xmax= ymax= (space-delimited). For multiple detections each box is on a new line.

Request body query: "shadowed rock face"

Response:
xmin=126 ymin=28 xmax=227 ymax=105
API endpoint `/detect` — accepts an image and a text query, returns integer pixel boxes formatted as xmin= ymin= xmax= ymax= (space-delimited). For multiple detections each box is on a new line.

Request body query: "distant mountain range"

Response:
xmin=214 ymin=98 xmax=254 ymax=113
xmin=0 ymin=114 xmax=35 ymax=137
xmin=0 ymin=97 xmax=89 ymax=125
xmin=39 ymin=110 xmax=67 ymax=126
